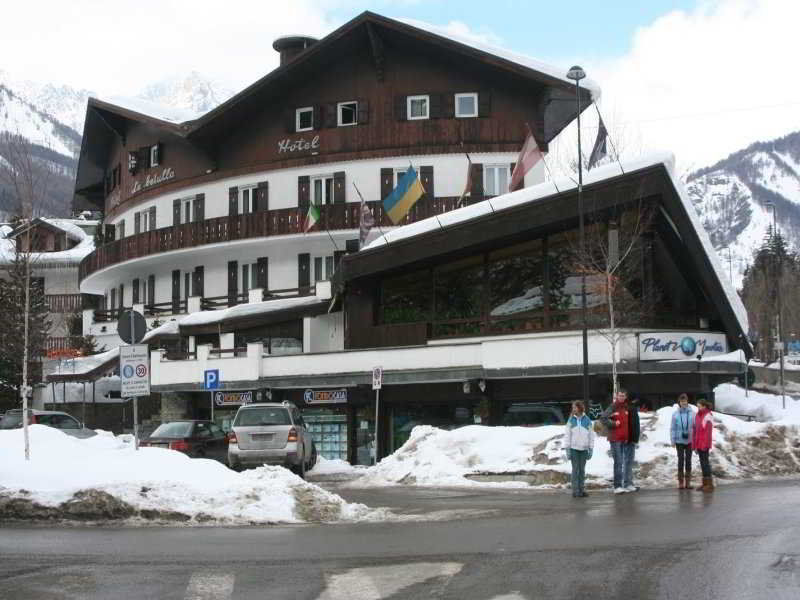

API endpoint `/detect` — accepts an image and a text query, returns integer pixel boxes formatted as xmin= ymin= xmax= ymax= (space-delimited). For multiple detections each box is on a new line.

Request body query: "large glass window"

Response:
xmin=312 ymin=175 xmax=333 ymax=205
xmin=434 ymin=256 xmax=484 ymax=335
xmin=488 ymin=240 xmax=544 ymax=330
xmin=381 ymin=270 xmax=432 ymax=324
xmin=484 ymin=165 xmax=510 ymax=197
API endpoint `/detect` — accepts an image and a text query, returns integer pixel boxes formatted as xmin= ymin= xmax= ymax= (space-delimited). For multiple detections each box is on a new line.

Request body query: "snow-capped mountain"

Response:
xmin=686 ymin=131 xmax=800 ymax=289
xmin=137 ymin=71 xmax=234 ymax=120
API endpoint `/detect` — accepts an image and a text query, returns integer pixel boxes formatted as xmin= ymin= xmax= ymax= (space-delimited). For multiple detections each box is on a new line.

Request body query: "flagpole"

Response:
xmin=567 ymin=65 xmax=590 ymax=406
xmin=352 ymin=181 xmax=385 ymax=238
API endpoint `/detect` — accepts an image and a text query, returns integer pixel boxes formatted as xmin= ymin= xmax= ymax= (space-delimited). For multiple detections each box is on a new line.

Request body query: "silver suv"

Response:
xmin=227 ymin=402 xmax=316 ymax=478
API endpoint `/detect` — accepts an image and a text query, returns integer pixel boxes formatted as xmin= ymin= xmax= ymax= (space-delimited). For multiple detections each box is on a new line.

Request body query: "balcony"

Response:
xmin=80 ymin=196 xmax=465 ymax=282
xmin=45 ymin=294 xmax=83 ymax=313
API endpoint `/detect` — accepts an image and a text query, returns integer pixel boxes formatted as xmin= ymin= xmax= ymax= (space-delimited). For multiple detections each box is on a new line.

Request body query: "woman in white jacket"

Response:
xmin=564 ymin=400 xmax=595 ymax=498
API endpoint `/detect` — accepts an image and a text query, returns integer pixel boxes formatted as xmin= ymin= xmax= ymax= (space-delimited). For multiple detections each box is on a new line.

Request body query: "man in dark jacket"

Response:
xmin=623 ymin=396 xmax=642 ymax=492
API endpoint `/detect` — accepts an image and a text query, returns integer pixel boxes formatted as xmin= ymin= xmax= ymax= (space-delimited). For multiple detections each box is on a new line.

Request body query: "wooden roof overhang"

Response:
xmin=179 ymin=299 xmax=330 ymax=336
xmin=341 ymin=163 xmax=751 ymax=357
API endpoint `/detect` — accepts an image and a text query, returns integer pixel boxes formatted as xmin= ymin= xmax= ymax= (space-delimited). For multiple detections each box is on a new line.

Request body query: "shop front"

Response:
xmin=189 ymin=388 xmax=269 ymax=432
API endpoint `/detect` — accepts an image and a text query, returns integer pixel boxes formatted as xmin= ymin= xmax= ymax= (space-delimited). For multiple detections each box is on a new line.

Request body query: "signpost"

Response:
xmin=204 ymin=369 xmax=220 ymax=421
xmin=372 ymin=366 xmax=382 ymax=465
xmin=120 ymin=344 xmax=150 ymax=450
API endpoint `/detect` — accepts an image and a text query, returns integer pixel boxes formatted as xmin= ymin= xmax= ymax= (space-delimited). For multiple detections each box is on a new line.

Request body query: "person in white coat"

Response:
xmin=564 ymin=400 xmax=595 ymax=498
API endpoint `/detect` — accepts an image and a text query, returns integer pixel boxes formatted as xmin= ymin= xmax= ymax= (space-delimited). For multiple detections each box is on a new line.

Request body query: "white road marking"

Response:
xmin=317 ymin=561 xmax=463 ymax=600
xmin=489 ymin=594 xmax=528 ymax=600
xmin=184 ymin=572 xmax=235 ymax=600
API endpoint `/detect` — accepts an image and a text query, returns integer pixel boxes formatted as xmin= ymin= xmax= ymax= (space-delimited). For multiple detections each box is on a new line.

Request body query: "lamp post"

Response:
xmin=567 ymin=65 xmax=590 ymax=404
xmin=766 ymin=202 xmax=786 ymax=409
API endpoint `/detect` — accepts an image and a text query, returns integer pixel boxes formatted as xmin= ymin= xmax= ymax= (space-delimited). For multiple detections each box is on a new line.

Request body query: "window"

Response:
xmin=241 ymin=263 xmax=250 ymax=295
xmin=407 ymin=95 xmax=429 ymax=120
xmin=238 ymin=187 xmax=255 ymax=213
xmin=184 ymin=200 xmax=191 ymax=224
xmin=142 ymin=210 xmax=149 ymax=232
xmin=337 ymin=101 xmax=358 ymax=126
xmin=312 ymin=175 xmax=333 ymax=205
xmin=296 ymin=107 xmax=313 ymax=132
xmin=150 ymin=144 xmax=160 ymax=167
xmin=128 ymin=151 xmax=138 ymax=173
xmin=484 ymin=165 xmax=510 ymax=197
xmin=313 ymin=255 xmax=334 ymax=282
xmin=117 ymin=220 xmax=125 ymax=239
xmin=455 ymin=93 xmax=478 ymax=118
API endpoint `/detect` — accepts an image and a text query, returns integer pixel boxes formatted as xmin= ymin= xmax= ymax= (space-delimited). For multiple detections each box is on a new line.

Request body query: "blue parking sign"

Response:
xmin=204 ymin=369 xmax=220 ymax=390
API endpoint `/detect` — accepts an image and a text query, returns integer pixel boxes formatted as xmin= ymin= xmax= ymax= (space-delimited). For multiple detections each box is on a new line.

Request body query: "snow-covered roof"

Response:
xmin=364 ymin=151 xmax=749 ymax=336
xmin=0 ymin=217 xmax=96 ymax=268
xmin=399 ymin=18 xmax=601 ymax=101
xmin=180 ymin=295 xmax=326 ymax=328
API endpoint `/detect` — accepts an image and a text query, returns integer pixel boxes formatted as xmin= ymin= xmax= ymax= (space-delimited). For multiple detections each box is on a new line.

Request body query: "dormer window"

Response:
xmin=407 ymin=95 xmax=429 ymax=120
xmin=150 ymin=144 xmax=160 ymax=167
xmin=337 ymin=101 xmax=358 ymax=126
xmin=296 ymin=107 xmax=314 ymax=132
xmin=455 ymin=93 xmax=478 ymax=118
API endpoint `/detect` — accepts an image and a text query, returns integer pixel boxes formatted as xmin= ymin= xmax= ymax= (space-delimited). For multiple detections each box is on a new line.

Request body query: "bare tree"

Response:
xmin=0 ymin=132 xmax=55 ymax=460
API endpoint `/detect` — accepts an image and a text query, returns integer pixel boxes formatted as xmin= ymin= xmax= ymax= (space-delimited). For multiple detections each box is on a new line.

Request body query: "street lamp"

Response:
xmin=766 ymin=201 xmax=786 ymax=409
xmin=567 ymin=65 xmax=590 ymax=404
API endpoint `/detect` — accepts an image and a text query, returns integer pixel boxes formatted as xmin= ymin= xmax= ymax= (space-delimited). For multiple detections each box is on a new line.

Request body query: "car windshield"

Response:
xmin=0 ymin=412 xmax=22 ymax=429
xmin=234 ymin=408 xmax=291 ymax=427
xmin=150 ymin=422 xmax=194 ymax=438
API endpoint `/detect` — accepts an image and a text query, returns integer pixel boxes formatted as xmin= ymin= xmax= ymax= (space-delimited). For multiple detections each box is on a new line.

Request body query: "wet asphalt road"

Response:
xmin=1 ymin=480 xmax=800 ymax=599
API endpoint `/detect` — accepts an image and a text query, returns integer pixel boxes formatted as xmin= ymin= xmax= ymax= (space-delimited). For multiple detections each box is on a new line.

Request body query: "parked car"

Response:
xmin=141 ymin=420 xmax=228 ymax=461
xmin=501 ymin=403 xmax=566 ymax=427
xmin=227 ymin=402 xmax=317 ymax=477
xmin=0 ymin=409 xmax=97 ymax=439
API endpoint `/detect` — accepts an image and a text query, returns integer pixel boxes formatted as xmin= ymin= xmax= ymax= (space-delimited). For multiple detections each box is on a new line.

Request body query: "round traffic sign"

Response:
xmin=122 ymin=365 xmax=134 ymax=378
xmin=135 ymin=364 xmax=147 ymax=377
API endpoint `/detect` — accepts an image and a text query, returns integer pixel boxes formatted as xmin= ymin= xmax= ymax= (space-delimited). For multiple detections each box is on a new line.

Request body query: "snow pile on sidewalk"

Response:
xmin=352 ymin=387 xmax=800 ymax=489
xmin=714 ymin=383 xmax=800 ymax=423
xmin=308 ymin=456 xmax=366 ymax=476
xmin=0 ymin=426 xmax=384 ymax=525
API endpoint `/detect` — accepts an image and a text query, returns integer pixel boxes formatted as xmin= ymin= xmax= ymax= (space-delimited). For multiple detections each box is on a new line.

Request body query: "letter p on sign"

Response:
xmin=204 ymin=369 xmax=219 ymax=390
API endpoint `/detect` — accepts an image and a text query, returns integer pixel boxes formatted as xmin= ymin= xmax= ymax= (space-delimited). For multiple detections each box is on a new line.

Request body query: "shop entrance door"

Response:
xmin=354 ymin=404 xmax=376 ymax=466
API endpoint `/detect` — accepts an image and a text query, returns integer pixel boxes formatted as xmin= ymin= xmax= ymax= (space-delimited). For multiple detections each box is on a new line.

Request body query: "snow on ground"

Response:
xmin=0 ymin=425 xmax=384 ymax=525
xmin=351 ymin=384 xmax=800 ymax=490
xmin=308 ymin=455 xmax=365 ymax=476
xmin=715 ymin=383 xmax=800 ymax=423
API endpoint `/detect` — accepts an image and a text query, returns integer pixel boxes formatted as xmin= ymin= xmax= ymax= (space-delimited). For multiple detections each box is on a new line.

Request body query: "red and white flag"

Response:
xmin=509 ymin=125 xmax=543 ymax=192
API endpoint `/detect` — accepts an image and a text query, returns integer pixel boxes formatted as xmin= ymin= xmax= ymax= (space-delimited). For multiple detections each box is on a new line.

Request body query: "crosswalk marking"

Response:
xmin=184 ymin=572 xmax=235 ymax=600
xmin=317 ymin=562 xmax=463 ymax=600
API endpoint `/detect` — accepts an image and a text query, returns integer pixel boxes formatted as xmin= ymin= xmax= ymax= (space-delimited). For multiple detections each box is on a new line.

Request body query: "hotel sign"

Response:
xmin=213 ymin=390 xmax=253 ymax=406
xmin=130 ymin=167 xmax=175 ymax=195
xmin=639 ymin=332 xmax=727 ymax=361
xmin=278 ymin=135 xmax=320 ymax=154
xmin=303 ymin=388 xmax=347 ymax=404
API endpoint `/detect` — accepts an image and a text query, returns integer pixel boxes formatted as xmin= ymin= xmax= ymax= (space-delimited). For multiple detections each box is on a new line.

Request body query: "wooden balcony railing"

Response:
xmin=45 ymin=294 xmax=83 ymax=313
xmin=80 ymin=196 xmax=466 ymax=282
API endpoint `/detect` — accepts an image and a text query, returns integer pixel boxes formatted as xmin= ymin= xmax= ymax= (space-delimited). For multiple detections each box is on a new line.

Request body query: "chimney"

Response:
xmin=273 ymin=36 xmax=318 ymax=66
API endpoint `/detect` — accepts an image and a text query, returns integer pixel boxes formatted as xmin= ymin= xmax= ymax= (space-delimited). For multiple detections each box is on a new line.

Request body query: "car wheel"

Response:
xmin=307 ymin=444 xmax=317 ymax=471
xmin=296 ymin=456 xmax=306 ymax=479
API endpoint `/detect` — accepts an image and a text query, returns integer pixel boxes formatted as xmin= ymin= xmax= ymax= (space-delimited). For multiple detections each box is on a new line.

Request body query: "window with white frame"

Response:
xmin=150 ymin=144 xmax=160 ymax=167
xmin=296 ymin=107 xmax=314 ymax=132
xmin=142 ymin=210 xmax=149 ymax=232
xmin=312 ymin=175 xmax=333 ymax=205
xmin=240 ymin=263 xmax=258 ymax=294
xmin=313 ymin=255 xmax=335 ymax=282
xmin=239 ymin=186 xmax=256 ymax=213
xmin=484 ymin=164 xmax=510 ymax=197
xmin=337 ymin=101 xmax=358 ymax=126
xmin=455 ymin=92 xmax=478 ymax=118
xmin=407 ymin=95 xmax=429 ymax=120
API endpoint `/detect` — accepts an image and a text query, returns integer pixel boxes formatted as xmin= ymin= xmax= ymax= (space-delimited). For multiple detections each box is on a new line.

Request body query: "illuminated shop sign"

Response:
xmin=213 ymin=390 xmax=253 ymax=406
xmin=639 ymin=332 xmax=727 ymax=361
xmin=303 ymin=388 xmax=347 ymax=404
xmin=130 ymin=167 xmax=175 ymax=195
xmin=278 ymin=135 xmax=320 ymax=154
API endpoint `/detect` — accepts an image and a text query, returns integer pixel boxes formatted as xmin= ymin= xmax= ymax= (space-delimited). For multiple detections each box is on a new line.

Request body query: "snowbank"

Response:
xmin=715 ymin=383 xmax=800 ymax=423
xmin=351 ymin=386 xmax=800 ymax=489
xmin=0 ymin=426 xmax=383 ymax=525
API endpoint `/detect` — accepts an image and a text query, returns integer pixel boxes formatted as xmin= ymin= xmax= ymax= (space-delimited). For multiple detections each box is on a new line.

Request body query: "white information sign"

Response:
xmin=120 ymin=345 xmax=150 ymax=397
xmin=639 ymin=332 xmax=727 ymax=361
xmin=372 ymin=366 xmax=383 ymax=390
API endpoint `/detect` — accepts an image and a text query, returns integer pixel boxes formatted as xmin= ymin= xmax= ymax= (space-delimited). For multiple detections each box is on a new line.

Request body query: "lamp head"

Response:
xmin=566 ymin=65 xmax=586 ymax=81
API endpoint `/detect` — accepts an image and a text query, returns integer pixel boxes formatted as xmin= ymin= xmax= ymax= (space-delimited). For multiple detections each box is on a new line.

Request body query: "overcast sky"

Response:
xmin=3 ymin=0 xmax=798 ymax=171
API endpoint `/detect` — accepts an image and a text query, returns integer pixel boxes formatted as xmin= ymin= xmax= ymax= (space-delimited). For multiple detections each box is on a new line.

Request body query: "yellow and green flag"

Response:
xmin=383 ymin=167 xmax=425 ymax=224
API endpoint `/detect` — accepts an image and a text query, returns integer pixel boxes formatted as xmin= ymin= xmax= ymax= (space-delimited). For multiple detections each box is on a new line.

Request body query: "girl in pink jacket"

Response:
xmin=692 ymin=398 xmax=714 ymax=492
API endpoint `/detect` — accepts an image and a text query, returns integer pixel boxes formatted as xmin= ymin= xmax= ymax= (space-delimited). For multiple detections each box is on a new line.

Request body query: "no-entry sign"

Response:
xmin=120 ymin=345 xmax=150 ymax=397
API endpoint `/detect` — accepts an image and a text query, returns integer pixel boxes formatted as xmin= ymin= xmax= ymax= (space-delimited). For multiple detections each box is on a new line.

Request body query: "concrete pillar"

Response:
xmin=160 ymin=391 xmax=192 ymax=422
